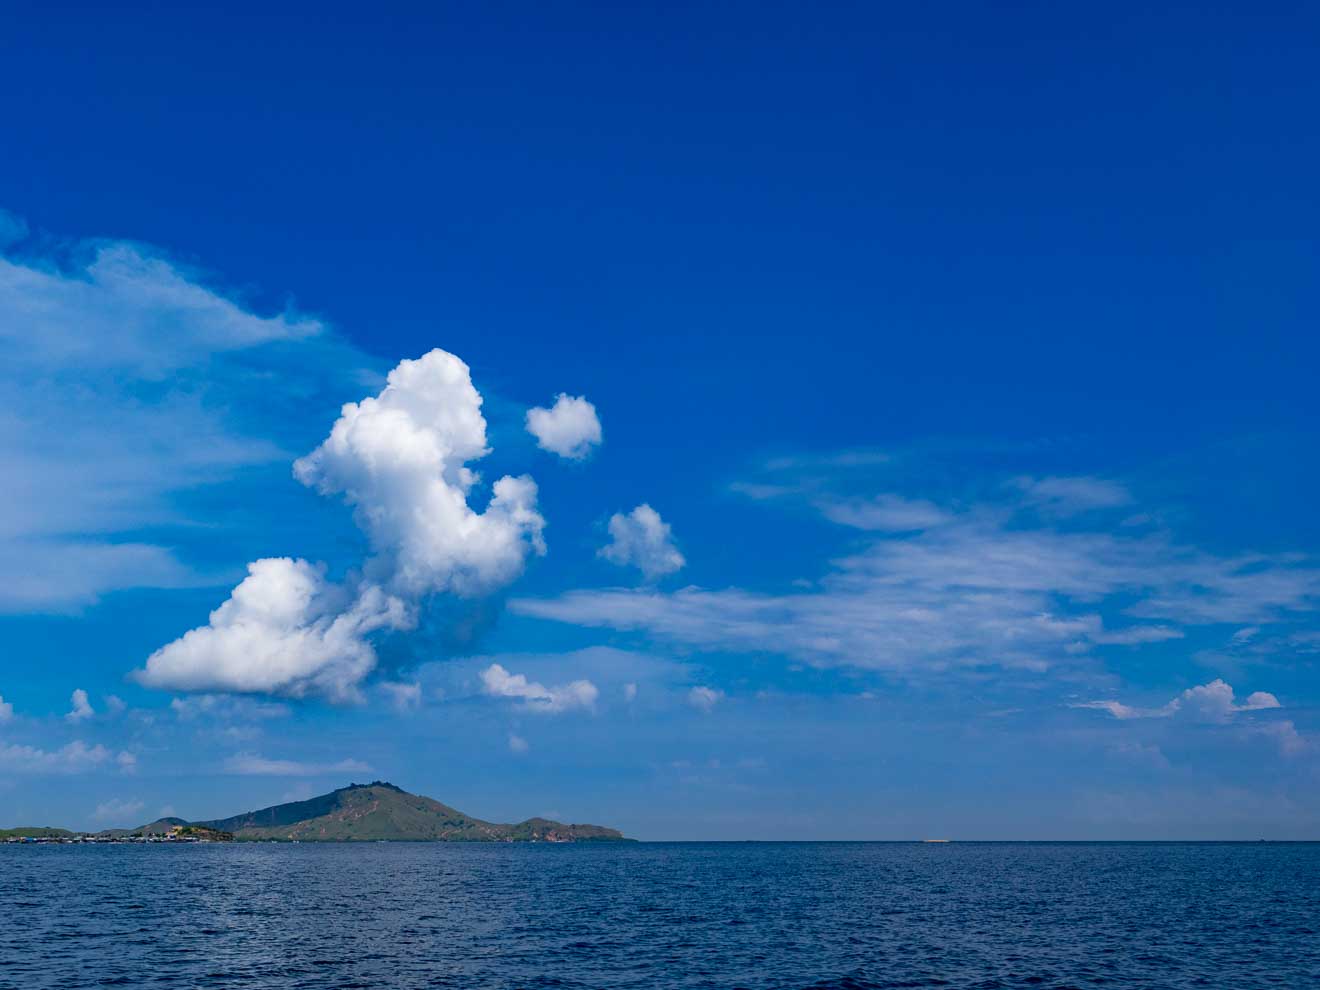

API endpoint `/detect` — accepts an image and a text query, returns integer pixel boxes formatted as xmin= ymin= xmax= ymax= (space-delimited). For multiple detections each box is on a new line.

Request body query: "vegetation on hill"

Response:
xmin=196 ymin=781 xmax=630 ymax=842
xmin=0 ymin=827 xmax=75 ymax=839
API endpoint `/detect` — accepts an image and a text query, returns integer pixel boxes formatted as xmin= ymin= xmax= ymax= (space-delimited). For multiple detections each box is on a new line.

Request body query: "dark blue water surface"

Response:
xmin=2 ymin=842 xmax=1317 ymax=989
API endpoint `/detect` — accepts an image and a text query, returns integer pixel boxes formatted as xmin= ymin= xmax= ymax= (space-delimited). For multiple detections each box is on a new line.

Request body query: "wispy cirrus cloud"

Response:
xmin=0 ymin=207 xmax=364 ymax=613
xmin=221 ymin=753 xmax=371 ymax=776
xmin=813 ymin=494 xmax=950 ymax=532
xmin=170 ymin=694 xmax=291 ymax=721
xmin=1010 ymin=475 xmax=1132 ymax=515
xmin=515 ymin=469 xmax=1320 ymax=677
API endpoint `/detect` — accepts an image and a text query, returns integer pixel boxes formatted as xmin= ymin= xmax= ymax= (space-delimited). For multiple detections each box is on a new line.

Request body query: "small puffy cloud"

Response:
xmin=1242 ymin=691 xmax=1283 ymax=710
xmin=379 ymin=680 xmax=422 ymax=712
xmin=479 ymin=663 xmax=598 ymax=713
xmin=688 ymin=686 xmax=722 ymax=713
xmin=1181 ymin=679 xmax=1280 ymax=721
xmin=136 ymin=558 xmax=406 ymax=702
xmin=116 ymin=751 xmax=138 ymax=774
xmin=525 ymin=394 xmax=602 ymax=460
xmin=1075 ymin=678 xmax=1282 ymax=723
xmin=0 ymin=740 xmax=114 ymax=774
xmin=508 ymin=733 xmax=529 ymax=754
xmin=66 ymin=689 xmax=94 ymax=722
xmin=105 ymin=695 xmax=126 ymax=714
xmin=92 ymin=798 xmax=145 ymax=824
xmin=0 ymin=695 xmax=12 ymax=722
xmin=599 ymin=504 xmax=685 ymax=580
xmin=623 ymin=683 xmax=638 ymax=702
xmin=222 ymin=753 xmax=372 ymax=776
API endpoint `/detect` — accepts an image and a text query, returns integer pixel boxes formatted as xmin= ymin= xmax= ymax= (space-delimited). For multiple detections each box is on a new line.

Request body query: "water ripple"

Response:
xmin=1 ymin=843 xmax=1317 ymax=989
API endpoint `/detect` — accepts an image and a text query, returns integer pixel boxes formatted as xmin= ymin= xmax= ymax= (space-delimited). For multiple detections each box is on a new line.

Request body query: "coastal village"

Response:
xmin=2 ymin=824 xmax=234 ymax=844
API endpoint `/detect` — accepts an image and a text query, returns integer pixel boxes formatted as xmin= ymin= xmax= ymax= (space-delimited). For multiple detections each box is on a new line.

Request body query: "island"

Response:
xmin=2 ymin=781 xmax=631 ymax=843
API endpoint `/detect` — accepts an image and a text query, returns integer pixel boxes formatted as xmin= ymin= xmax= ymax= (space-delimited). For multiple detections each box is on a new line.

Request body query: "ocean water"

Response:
xmin=2 ymin=842 xmax=1317 ymax=989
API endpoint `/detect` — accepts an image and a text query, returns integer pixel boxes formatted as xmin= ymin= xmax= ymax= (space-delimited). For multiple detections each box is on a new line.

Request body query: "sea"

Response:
xmin=2 ymin=841 xmax=1317 ymax=989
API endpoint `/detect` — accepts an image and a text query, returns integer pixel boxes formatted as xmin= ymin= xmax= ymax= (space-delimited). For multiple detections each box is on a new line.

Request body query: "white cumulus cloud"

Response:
xmin=1074 ymin=678 xmax=1282 ymax=723
xmin=294 ymin=349 xmax=546 ymax=597
xmin=479 ymin=663 xmax=598 ymax=713
xmin=138 ymin=349 xmax=546 ymax=701
xmin=525 ymin=394 xmax=602 ymax=460
xmin=137 ymin=558 xmax=406 ymax=702
xmin=599 ymin=504 xmax=685 ymax=580
xmin=1180 ymin=679 xmax=1280 ymax=721
xmin=65 ymin=689 xmax=94 ymax=722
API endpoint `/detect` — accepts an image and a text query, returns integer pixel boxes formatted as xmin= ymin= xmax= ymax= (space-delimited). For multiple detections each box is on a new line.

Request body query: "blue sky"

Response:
xmin=1 ymin=1 xmax=1318 ymax=838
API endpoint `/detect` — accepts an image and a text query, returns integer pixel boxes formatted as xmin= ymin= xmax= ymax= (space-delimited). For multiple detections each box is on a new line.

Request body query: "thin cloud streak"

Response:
xmin=514 ymin=492 xmax=1320 ymax=675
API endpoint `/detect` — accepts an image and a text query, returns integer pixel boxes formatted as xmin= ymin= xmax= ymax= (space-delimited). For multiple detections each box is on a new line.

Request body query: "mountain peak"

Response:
xmin=340 ymin=780 xmax=405 ymax=794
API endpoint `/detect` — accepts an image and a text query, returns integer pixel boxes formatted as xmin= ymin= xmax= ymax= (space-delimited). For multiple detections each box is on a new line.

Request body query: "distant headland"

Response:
xmin=2 ymin=781 xmax=631 ymax=844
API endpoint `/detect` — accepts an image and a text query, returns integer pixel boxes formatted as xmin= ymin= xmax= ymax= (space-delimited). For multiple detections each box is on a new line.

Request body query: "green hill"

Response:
xmin=195 ymin=781 xmax=630 ymax=842
xmin=0 ymin=826 xmax=75 ymax=839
